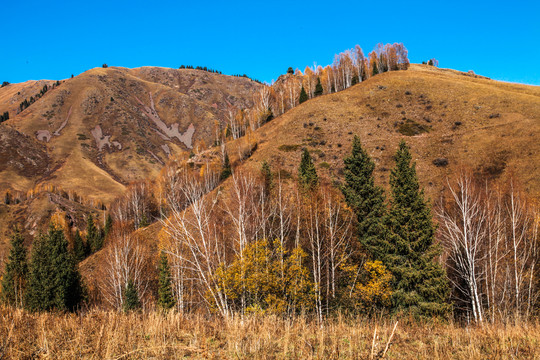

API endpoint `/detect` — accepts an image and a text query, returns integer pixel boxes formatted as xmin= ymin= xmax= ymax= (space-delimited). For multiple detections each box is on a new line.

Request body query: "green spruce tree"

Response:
xmin=220 ymin=152 xmax=232 ymax=181
xmin=104 ymin=213 xmax=113 ymax=237
xmin=314 ymin=77 xmax=323 ymax=96
xmin=26 ymin=225 xmax=84 ymax=312
xmin=298 ymin=148 xmax=318 ymax=191
xmin=385 ymin=140 xmax=450 ymax=317
xmin=157 ymin=252 xmax=176 ymax=311
xmin=372 ymin=62 xmax=379 ymax=76
xmin=299 ymin=86 xmax=308 ymax=104
xmin=1 ymin=229 xmax=28 ymax=307
xmin=123 ymin=279 xmax=141 ymax=312
xmin=341 ymin=136 xmax=388 ymax=262
xmin=260 ymin=160 xmax=273 ymax=196
xmin=73 ymin=230 xmax=85 ymax=263
xmin=139 ymin=213 xmax=149 ymax=228
xmin=86 ymin=213 xmax=103 ymax=253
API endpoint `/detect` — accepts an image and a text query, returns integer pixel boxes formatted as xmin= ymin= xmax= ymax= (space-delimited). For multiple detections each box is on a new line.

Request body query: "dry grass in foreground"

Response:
xmin=0 ymin=307 xmax=538 ymax=359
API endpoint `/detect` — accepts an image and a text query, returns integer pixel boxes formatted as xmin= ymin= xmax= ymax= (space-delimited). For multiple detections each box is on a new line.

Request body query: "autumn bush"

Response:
xmin=213 ymin=239 xmax=314 ymax=315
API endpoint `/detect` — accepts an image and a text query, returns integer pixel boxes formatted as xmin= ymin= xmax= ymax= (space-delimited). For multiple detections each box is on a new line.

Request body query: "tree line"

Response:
xmin=0 ymin=111 xmax=8 ymax=123
xmin=18 ymin=82 xmax=60 ymax=113
xmin=177 ymin=65 xmax=263 ymax=84
xmin=213 ymin=43 xmax=410 ymax=146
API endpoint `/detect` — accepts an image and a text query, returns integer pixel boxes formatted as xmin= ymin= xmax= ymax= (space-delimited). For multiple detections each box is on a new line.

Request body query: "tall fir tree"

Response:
xmin=372 ymin=62 xmax=379 ymax=76
xmin=123 ymin=279 xmax=141 ymax=312
xmin=220 ymin=152 xmax=232 ymax=181
xmin=298 ymin=148 xmax=318 ymax=191
xmin=260 ymin=160 xmax=273 ymax=196
xmin=26 ymin=225 xmax=84 ymax=312
xmin=314 ymin=77 xmax=323 ymax=96
xmin=73 ymin=230 xmax=85 ymax=263
xmin=104 ymin=213 xmax=113 ymax=237
xmin=1 ymin=229 xmax=28 ymax=307
xmin=157 ymin=252 xmax=176 ymax=311
xmin=385 ymin=140 xmax=450 ymax=317
xmin=299 ymin=86 xmax=308 ymax=104
xmin=86 ymin=213 xmax=103 ymax=253
xmin=341 ymin=136 xmax=388 ymax=262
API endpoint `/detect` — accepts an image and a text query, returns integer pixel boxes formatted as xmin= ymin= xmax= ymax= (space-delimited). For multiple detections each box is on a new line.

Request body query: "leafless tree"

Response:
xmin=161 ymin=167 xmax=232 ymax=317
xmin=438 ymin=174 xmax=487 ymax=322
xmin=101 ymin=227 xmax=151 ymax=310
xmin=439 ymin=173 xmax=539 ymax=322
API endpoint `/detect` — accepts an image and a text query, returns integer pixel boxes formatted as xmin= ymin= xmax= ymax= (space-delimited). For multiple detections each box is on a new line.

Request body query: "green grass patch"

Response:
xmin=398 ymin=119 xmax=430 ymax=136
xmin=278 ymin=144 xmax=301 ymax=152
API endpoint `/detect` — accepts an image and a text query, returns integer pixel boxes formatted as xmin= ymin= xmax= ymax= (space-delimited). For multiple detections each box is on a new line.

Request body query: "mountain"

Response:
xmin=0 ymin=67 xmax=263 ymax=204
xmin=1 ymin=63 xmax=539 ymax=253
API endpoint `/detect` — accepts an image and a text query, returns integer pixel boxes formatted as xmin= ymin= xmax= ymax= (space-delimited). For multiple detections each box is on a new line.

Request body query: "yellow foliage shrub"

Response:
xmin=342 ymin=260 xmax=392 ymax=312
xmin=212 ymin=239 xmax=315 ymax=315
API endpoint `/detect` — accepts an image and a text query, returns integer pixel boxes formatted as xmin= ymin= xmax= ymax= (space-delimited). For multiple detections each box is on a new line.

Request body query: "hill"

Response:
xmin=239 ymin=64 xmax=540 ymax=200
xmin=76 ymin=64 xmax=540 ymax=293
xmin=1 ymin=63 xmax=540 ymax=254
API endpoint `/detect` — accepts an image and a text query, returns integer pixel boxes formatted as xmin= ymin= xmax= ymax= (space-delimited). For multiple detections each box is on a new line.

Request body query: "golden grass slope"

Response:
xmin=242 ymin=64 xmax=540 ymax=200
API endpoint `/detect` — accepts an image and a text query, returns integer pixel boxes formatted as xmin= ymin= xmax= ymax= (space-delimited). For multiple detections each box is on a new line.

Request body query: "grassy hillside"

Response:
xmin=241 ymin=64 xmax=540 ymax=201
xmin=0 ymin=80 xmax=57 ymax=115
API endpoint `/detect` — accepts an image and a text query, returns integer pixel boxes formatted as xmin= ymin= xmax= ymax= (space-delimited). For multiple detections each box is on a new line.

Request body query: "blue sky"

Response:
xmin=1 ymin=0 xmax=539 ymax=85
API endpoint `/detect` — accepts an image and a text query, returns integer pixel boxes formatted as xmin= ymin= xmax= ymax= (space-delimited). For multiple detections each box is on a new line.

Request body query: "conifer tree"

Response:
xmin=341 ymin=136 xmax=388 ymax=261
xmin=299 ymin=86 xmax=308 ymax=104
xmin=123 ymin=279 xmax=141 ymax=312
xmin=386 ymin=140 xmax=450 ymax=317
xmin=157 ymin=252 xmax=176 ymax=310
xmin=73 ymin=230 xmax=85 ymax=263
xmin=26 ymin=225 xmax=84 ymax=312
xmin=372 ymin=62 xmax=379 ymax=76
xmin=104 ymin=213 xmax=113 ymax=237
xmin=220 ymin=152 xmax=232 ymax=181
xmin=1 ymin=230 xmax=28 ymax=307
xmin=298 ymin=149 xmax=318 ymax=191
xmin=86 ymin=213 xmax=103 ymax=253
xmin=261 ymin=160 xmax=273 ymax=196
xmin=139 ymin=213 xmax=149 ymax=228
xmin=314 ymin=77 xmax=323 ymax=96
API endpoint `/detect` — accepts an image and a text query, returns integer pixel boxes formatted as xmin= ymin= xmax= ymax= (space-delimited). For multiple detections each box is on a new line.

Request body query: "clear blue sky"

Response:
xmin=1 ymin=0 xmax=539 ymax=85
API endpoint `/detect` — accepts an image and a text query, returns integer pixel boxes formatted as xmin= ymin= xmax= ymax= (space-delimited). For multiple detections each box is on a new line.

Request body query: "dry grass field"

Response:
xmin=0 ymin=307 xmax=538 ymax=359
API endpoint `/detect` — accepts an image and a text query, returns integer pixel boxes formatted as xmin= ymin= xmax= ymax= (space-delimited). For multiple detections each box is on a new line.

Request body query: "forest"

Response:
xmin=2 ymin=137 xmax=538 ymax=324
